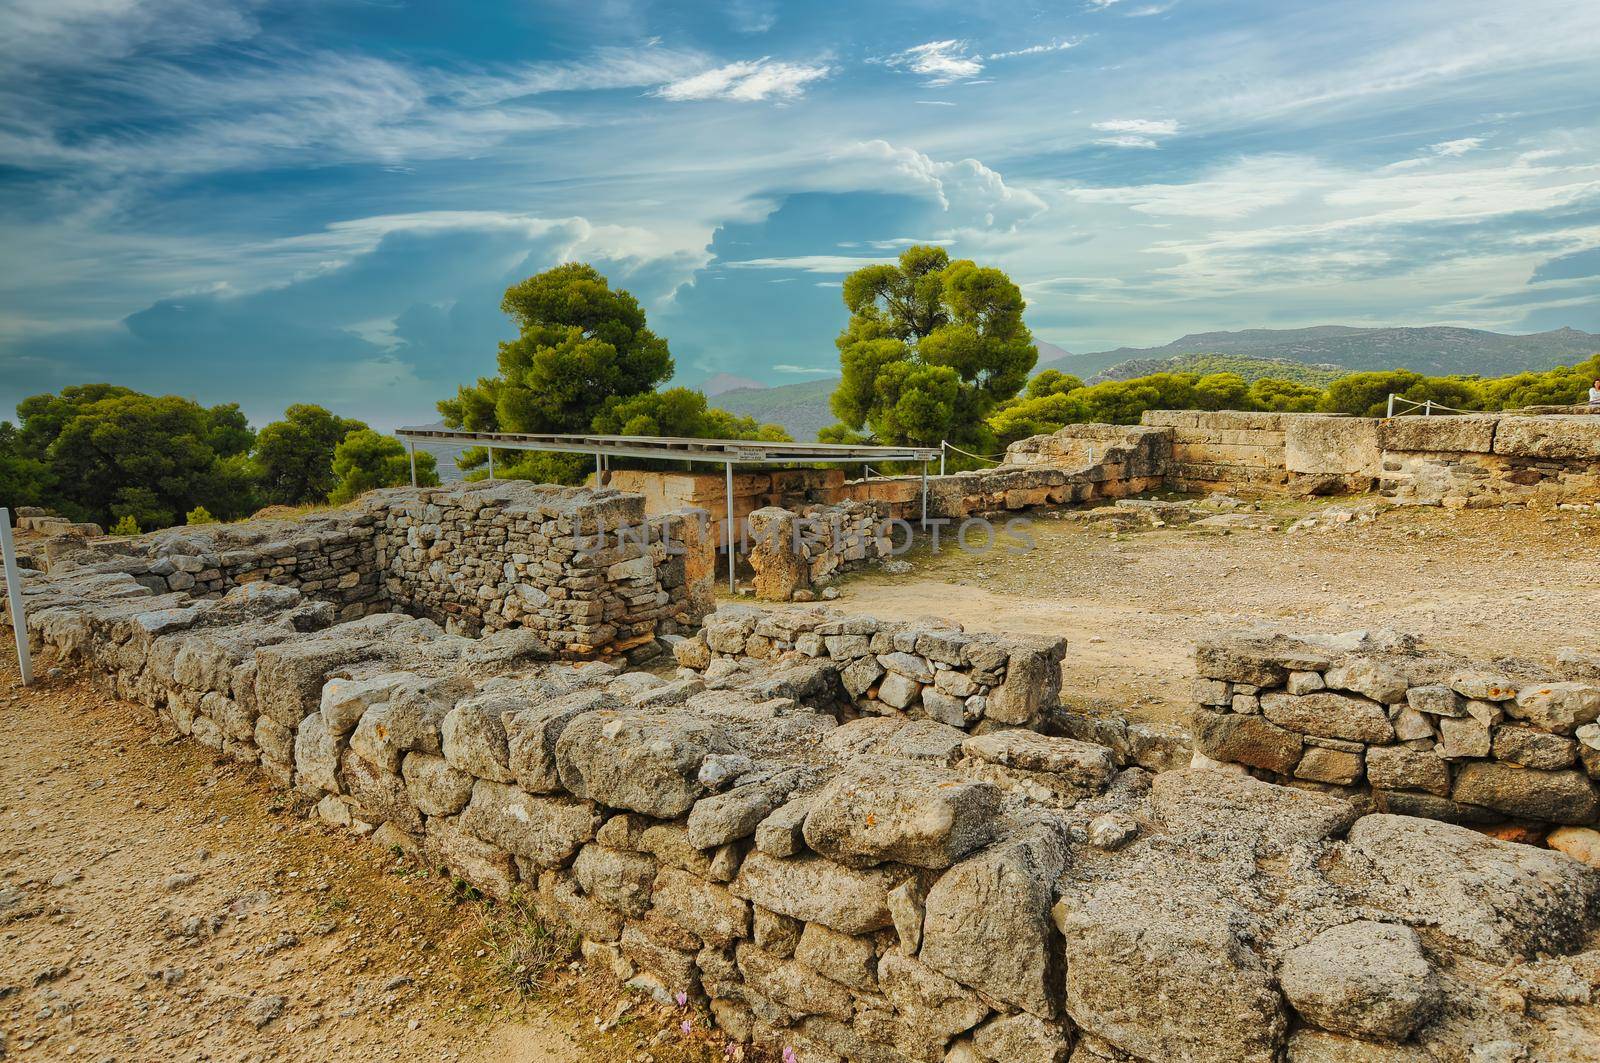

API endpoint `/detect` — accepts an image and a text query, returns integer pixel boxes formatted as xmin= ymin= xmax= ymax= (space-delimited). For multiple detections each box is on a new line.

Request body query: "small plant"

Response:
xmin=476 ymin=892 xmax=577 ymax=1000
xmin=185 ymin=505 xmax=217 ymax=525
xmin=110 ymin=515 xmax=141 ymax=536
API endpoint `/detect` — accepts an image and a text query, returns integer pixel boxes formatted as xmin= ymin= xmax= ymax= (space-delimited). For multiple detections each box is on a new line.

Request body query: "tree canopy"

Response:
xmin=437 ymin=263 xmax=785 ymax=484
xmin=827 ymin=245 xmax=1037 ymax=458
xmin=251 ymin=404 xmax=369 ymax=506
xmin=328 ymin=429 xmax=438 ymax=504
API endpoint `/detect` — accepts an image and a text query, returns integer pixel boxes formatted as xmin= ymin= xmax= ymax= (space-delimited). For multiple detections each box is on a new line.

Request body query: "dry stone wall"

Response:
xmin=673 ymin=605 xmax=1071 ymax=734
xmin=369 ymin=482 xmax=713 ymax=655
xmin=1192 ymin=630 xmax=1600 ymax=828
xmin=27 ymin=482 xmax=716 ymax=660
xmin=744 ymin=501 xmax=895 ymax=602
xmin=8 ymin=568 xmax=1600 ymax=1063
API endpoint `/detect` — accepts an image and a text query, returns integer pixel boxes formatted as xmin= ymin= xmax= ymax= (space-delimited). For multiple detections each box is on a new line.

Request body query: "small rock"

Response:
xmin=244 ymin=994 xmax=286 ymax=1028
xmin=164 ymin=872 xmax=198 ymax=891
xmin=1088 ymin=813 xmax=1138 ymax=851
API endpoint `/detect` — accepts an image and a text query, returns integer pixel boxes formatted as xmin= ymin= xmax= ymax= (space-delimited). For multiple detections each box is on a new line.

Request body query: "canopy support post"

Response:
xmin=0 ymin=509 xmax=32 ymax=686
xmin=725 ymin=461 xmax=736 ymax=594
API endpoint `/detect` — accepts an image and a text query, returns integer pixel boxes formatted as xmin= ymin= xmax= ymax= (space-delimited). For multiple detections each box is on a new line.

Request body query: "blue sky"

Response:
xmin=2 ymin=0 xmax=1598 ymax=430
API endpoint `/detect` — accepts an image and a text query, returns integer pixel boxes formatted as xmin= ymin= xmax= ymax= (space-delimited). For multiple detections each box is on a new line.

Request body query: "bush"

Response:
xmin=185 ymin=505 xmax=217 ymax=525
xmin=110 ymin=515 xmax=141 ymax=536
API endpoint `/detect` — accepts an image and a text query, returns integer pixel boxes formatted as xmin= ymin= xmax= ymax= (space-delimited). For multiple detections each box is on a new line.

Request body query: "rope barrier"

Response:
xmin=940 ymin=440 xmax=1007 ymax=466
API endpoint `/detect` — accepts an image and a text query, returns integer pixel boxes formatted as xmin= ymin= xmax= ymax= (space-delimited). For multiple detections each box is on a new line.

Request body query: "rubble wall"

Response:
xmin=9 ymin=571 xmax=1600 ymax=1063
xmin=368 ymin=482 xmax=714 ymax=655
xmin=1192 ymin=632 xmax=1600 ymax=827
xmin=1141 ymin=409 xmax=1600 ymax=504
xmin=672 ymin=605 xmax=1068 ymax=733
xmin=743 ymin=502 xmax=896 ymax=602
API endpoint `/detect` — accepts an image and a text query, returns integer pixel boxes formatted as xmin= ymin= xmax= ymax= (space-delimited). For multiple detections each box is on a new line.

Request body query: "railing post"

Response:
xmin=487 ymin=447 xmax=495 ymax=480
xmin=724 ymin=461 xmax=736 ymax=594
xmin=1 ymin=508 xmax=32 ymax=686
xmin=1386 ymin=394 xmax=1396 ymax=418
xmin=408 ymin=440 xmax=417 ymax=487
xmin=939 ymin=442 xmax=946 ymax=477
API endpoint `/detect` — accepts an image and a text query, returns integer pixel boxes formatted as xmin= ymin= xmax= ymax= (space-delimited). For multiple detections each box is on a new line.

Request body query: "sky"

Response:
xmin=2 ymin=0 xmax=1598 ymax=431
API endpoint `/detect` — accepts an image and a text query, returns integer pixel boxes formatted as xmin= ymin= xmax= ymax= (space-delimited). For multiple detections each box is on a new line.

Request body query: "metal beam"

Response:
xmin=1 ymin=509 xmax=32 ymax=686
xmin=394 ymin=426 xmax=939 ymax=465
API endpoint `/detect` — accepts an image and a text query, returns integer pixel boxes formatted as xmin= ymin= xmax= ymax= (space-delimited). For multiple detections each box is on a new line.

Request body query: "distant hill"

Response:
xmin=716 ymin=378 xmax=840 ymax=442
xmin=703 ymin=372 xmax=765 ymax=396
xmin=1040 ymin=326 xmax=1600 ymax=379
xmin=1090 ymin=354 xmax=1348 ymax=386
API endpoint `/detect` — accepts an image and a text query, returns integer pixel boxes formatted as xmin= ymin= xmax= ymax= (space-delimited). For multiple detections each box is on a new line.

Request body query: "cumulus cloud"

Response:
xmin=654 ymin=58 xmax=832 ymax=102
xmin=1092 ymin=118 xmax=1181 ymax=148
xmin=1430 ymin=137 xmax=1484 ymax=157
xmin=837 ymin=140 xmax=1048 ymax=232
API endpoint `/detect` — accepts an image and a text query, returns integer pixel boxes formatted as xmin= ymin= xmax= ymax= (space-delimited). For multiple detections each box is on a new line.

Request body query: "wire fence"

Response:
xmin=1386 ymin=394 xmax=1472 ymax=417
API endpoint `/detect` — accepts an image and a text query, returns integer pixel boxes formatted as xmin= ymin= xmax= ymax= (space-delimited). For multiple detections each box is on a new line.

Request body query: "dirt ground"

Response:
xmin=813 ymin=499 xmax=1600 ymax=727
xmin=0 ymin=660 xmax=758 ymax=1063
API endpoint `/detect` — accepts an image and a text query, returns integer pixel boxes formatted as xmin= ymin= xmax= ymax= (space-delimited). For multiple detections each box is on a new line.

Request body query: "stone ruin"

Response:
xmin=1192 ymin=629 xmax=1600 ymax=829
xmin=6 ymin=549 xmax=1600 ymax=1062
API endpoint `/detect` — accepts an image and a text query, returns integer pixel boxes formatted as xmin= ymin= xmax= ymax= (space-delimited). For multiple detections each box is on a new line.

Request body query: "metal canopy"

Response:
xmin=394 ymin=426 xmax=938 ymax=594
xmin=393 ymin=426 xmax=940 ymax=464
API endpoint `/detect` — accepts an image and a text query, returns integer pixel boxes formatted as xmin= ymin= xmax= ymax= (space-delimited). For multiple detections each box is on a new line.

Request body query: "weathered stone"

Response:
xmin=1295 ymin=746 xmax=1363 ymax=785
xmin=688 ymin=772 xmax=798 ymax=849
xmin=877 ymin=953 xmax=990 ymax=1060
xmin=653 ymin=868 xmax=749 ymax=946
xmin=1191 ymin=709 xmax=1303 ymax=775
xmin=803 ymin=764 xmax=1000 ymax=869
xmin=1346 ymin=814 xmax=1600 ymax=962
xmin=920 ymin=827 xmax=1068 ymax=1018
xmin=293 ymin=712 xmax=343 ymax=794
xmin=459 ymin=780 xmax=599 ymax=868
xmin=571 ymin=844 xmax=656 ymax=915
xmin=731 ymin=853 xmax=897 ymax=935
xmin=1283 ymin=1029 xmax=1432 ymax=1062
xmin=1547 ymin=825 xmax=1600 ymax=869
xmin=319 ymin=671 xmax=413 ymax=734
xmin=794 ymin=922 xmax=877 ymax=990
xmin=970 ymin=1012 xmax=1071 ymax=1063
xmin=754 ymin=796 xmax=811 ymax=858
xmin=842 ymin=655 xmax=887 ymax=697
xmin=1057 ymin=884 xmax=1285 ymax=1063
xmin=1492 ymin=725 xmax=1577 ymax=770
xmin=879 ymin=672 xmax=922 ymax=710
xmin=401 ymin=752 xmax=474 ymax=816
xmin=1278 ymin=921 xmax=1440 ymax=1041
xmin=1324 ymin=659 xmax=1410 ymax=703
xmin=425 ymin=817 xmax=517 ymax=898
xmin=960 ymin=731 xmax=1116 ymax=789
xmin=822 ymin=717 xmax=968 ymax=766
xmin=1152 ymin=769 xmax=1359 ymax=847
xmin=1436 ymin=716 xmax=1491 ymax=759
xmin=1261 ymin=691 xmax=1395 ymax=743
xmin=985 ymin=640 xmax=1065 ymax=727
xmin=556 ymin=711 xmax=732 ymax=818
xmin=1511 ymin=682 xmax=1600 ymax=734
xmin=919 ymin=688 xmax=967 ymax=727
xmin=880 ymin=651 xmax=935 ymax=683
xmin=737 ymin=943 xmax=854 ymax=1022
xmin=1405 ymin=684 xmax=1462 ymax=717
xmin=1451 ymin=761 xmax=1600 ymax=824
xmin=887 ymin=876 xmax=927 ymax=955
xmin=621 ymin=921 xmax=699 ymax=998
xmin=504 ymin=688 xmax=605 ymax=794
xmin=1448 ymin=670 xmax=1517 ymax=702
xmin=441 ymin=699 xmax=514 ymax=783
xmin=339 ymin=749 xmax=423 ymax=834
xmin=1365 ymin=746 xmax=1451 ymax=797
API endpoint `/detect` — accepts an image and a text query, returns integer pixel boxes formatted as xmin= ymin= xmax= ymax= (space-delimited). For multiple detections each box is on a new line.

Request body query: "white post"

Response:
xmin=939 ymin=442 xmax=946 ymax=477
xmin=724 ymin=461 xmax=736 ymax=593
xmin=408 ymin=440 xmax=417 ymax=487
xmin=1424 ymin=400 xmax=1434 ymax=417
xmin=1386 ymin=394 xmax=1396 ymax=418
xmin=595 ymin=451 xmax=602 ymax=484
xmin=920 ymin=461 xmax=929 ymax=528
xmin=0 ymin=509 xmax=32 ymax=686
xmin=487 ymin=447 xmax=495 ymax=481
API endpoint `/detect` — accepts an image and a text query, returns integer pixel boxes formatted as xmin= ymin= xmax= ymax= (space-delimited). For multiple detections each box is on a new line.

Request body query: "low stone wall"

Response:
xmin=52 ymin=511 xmax=387 ymax=619
xmin=1192 ymin=631 xmax=1600 ymax=827
xmin=1141 ymin=408 xmax=1600 ymax=505
xmin=29 ymin=482 xmax=716 ymax=660
xmin=10 ymin=567 xmax=1600 ymax=1063
xmin=672 ymin=606 xmax=1068 ymax=733
xmin=370 ymin=482 xmax=713 ymax=655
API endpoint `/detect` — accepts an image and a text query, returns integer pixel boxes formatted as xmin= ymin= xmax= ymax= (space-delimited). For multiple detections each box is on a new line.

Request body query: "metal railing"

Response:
xmin=1385 ymin=395 xmax=1470 ymax=417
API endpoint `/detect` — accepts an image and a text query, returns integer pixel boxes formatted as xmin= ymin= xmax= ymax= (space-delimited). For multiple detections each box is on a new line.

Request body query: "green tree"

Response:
xmin=328 ymin=430 xmax=438 ymax=503
xmin=110 ymin=515 xmax=140 ymax=536
xmin=1248 ymin=377 xmax=1322 ymax=412
xmin=0 ymin=421 xmax=52 ymax=510
xmin=185 ymin=505 xmax=217 ymax=525
xmin=438 ymin=263 xmax=674 ymax=480
xmin=30 ymin=390 xmax=257 ymax=527
xmin=827 ymin=246 xmax=1037 ymax=456
xmin=252 ymin=404 xmax=368 ymax=505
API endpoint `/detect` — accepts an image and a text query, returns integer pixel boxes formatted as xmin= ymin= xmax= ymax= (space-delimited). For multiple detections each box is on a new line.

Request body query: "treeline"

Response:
xmin=0 ymin=387 xmax=439 ymax=533
xmin=988 ymin=356 xmax=1600 ymax=448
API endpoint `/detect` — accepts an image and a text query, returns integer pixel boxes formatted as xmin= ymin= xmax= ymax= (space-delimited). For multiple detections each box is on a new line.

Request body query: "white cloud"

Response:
xmin=773 ymin=364 xmax=835 ymax=374
xmin=1092 ymin=118 xmax=1181 ymax=149
xmin=986 ymin=39 xmax=1082 ymax=60
xmin=879 ymin=40 xmax=985 ymax=85
xmin=836 ymin=140 xmax=1048 ymax=232
xmin=1430 ymin=137 xmax=1484 ymax=157
xmin=654 ymin=58 xmax=831 ymax=102
xmin=723 ymin=255 xmax=894 ymax=273
xmin=1065 ymin=154 xmax=1326 ymax=219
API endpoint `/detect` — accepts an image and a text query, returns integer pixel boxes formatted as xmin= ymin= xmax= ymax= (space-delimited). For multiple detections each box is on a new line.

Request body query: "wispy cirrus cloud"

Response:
xmin=654 ymin=57 xmax=832 ymax=101
xmin=877 ymin=40 xmax=985 ymax=85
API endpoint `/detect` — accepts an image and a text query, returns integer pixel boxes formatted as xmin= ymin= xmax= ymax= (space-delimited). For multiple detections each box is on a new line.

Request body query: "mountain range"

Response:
xmin=710 ymin=325 xmax=1600 ymax=441
xmin=1039 ymin=325 xmax=1600 ymax=380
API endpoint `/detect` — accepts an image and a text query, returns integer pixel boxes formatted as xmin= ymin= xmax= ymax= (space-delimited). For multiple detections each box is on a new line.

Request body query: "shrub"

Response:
xmin=110 ymin=515 xmax=141 ymax=536
xmin=185 ymin=505 xmax=217 ymax=525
